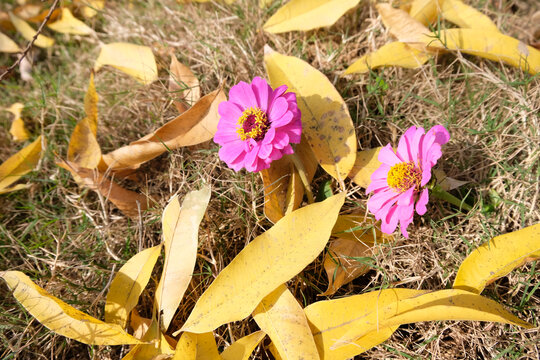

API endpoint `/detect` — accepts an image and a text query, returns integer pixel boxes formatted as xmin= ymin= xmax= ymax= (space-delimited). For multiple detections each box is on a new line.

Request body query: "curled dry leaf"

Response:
xmin=409 ymin=0 xmax=442 ymax=25
xmin=334 ymin=289 xmax=532 ymax=349
xmin=122 ymin=318 xmax=175 ymax=360
xmin=8 ymin=12 xmax=54 ymax=48
xmin=47 ymin=8 xmax=93 ymax=35
xmin=265 ymin=46 xmax=357 ymax=184
xmin=102 ymin=89 xmax=225 ymax=171
xmin=0 ymin=135 xmax=43 ymax=194
xmin=105 ymin=244 xmax=162 ymax=328
xmin=57 ymin=160 xmax=150 ymax=218
xmin=3 ymin=103 xmax=30 ymax=141
xmin=0 ymin=31 xmax=21 ymax=53
xmin=253 ymin=284 xmax=320 ymax=360
xmin=432 ymin=169 xmax=469 ymax=191
xmin=220 ymin=331 xmax=266 ymax=360
xmin=94 ymin=42 xmax=158 ymax=85
xmin=453 ymin=223 xmax=540 ymax=294
xmin=178 ymin=193 xmax=345 ymax=334
xmin=0 ymin=271 xmax=142 ymax=346
xmin=12 ymin=4 xmax=43 ymax=21
xmin=155 ymin=187 xmax=211 ymax=331
xmin=441 ymin=0 xmax=499 ymax=32
xmin=169 ymin=55 xmax=200 ymax=114
xmin=417 ymin=29 xmax=540 ymax=75
xmin=260 ymin=135 xmax=318 ymax=223
xmin=377 ymin=3 xmax=431 ymax=43
xmin=263 ymin=0 xmax=361 ymax=34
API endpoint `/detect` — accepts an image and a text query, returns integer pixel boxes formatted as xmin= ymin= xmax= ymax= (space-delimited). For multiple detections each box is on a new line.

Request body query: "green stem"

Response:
xmin=431 ymin=184 xmax=473 ymax=212
xmin=287 ymin=152 xmax=314 ymax=204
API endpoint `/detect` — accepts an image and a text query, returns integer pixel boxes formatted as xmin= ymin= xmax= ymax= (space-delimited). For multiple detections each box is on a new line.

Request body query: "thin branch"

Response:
xmin=0 ymin=0 xmax=60 ymax=82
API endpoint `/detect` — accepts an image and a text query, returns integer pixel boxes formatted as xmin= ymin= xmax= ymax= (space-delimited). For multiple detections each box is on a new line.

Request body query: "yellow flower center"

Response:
xmin=387 ymin=162 xmax=422 ymax=193
xmin=237 ymin=107 xmax=269 ymax=141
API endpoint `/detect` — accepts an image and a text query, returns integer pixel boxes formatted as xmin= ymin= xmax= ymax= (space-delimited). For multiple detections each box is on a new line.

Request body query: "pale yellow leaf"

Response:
xmin=260 ymin=135 xmax=317 ymax=223
xmin=75 ymin=0 xmax=105 ymax=18
xmin=433 ymin=169 xmax=468 ymax=191
xmin=263 ymin=0 xmax=361 ymax=33
xmin=178 ymin=193 xmax=345 ymax=334
xmin=0 ymin=135 xmax=42 ymax=193
xmin=130 ymin=309 xmax=152 ymax=340
xmin=377 ymin=3 xmax=431 ymax=43
xmin=0 ymin=31 xmax=21 ymax=53
xmin=331 ymin=213 xmax=391 ymax=244
xmin=253 ymin=284 xmax=319 ymax=360
xmin=334 ymin=289 xmax=532 ymax=349
xmin=220 ymin=331 xmax=266 ymax=360
xmin=67 ymin=73 xmax=100 ymax=170
xmin=0 ymin=271 xmax=141 ymax=345
xmin=409 ymin=0 xmax=442 ymax=25
xmin=347 ymin=148 xmax=381 ymax=187
xmin=441 ymin=0 xmax=499 ymax=32
xmin=454 ymin=224 xmax=540 ymax=294
xmin=102 ymin=89 xmax=225 ymax=171
xmin=417 ymin=29 xmax=540 ymax=74
xmin=47 ymin=8 xmax=93 ymax=35
xmin=265 ymin=47 xmax=357 ymax=183
xmin=0 ymin=183 xmax=31 ymax=194
xmin=105 ymin=245 xmax=162 ymax=328
xmin=57 ymin=160 xmax=150 ymax=218
xmin=172 ymin=332 xmax=197 ymax=360
xmin=12 ymin=4 xmax=42 ymax=21
xmin=305 ymin=288 xmax=424 ymax=359
xmin=4 ymin=103 xmax=29 ymax=141
xmin=155 ymin=187 xmax=211 ymax=331
xmin=94 ymin=42 xmax=158 ymax=85
xmin=8 ymin=12 xmax=54 ymax=48
xmin=169 ymin=55 xmax=200 ymax=114
xmin=195 ymin=332 xmax=221 ymax=360
xmin=123 ymin=318 xmax=175 ymax=360
xmin=344 ymin=42 xmax=431 ymax=74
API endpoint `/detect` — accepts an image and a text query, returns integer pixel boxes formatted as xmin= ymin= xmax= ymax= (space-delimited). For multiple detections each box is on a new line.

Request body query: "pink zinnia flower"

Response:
xmin=214 ymin=77 xmax=302 ymax=172
xmin=366 ymin=125 xmax=450 ymax=238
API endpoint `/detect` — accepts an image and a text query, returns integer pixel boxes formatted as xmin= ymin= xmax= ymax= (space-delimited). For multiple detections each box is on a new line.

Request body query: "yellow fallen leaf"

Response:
xmin=105 ymin=245 xmax=162 ymax=328
xmin=377 ymin=3 xmax=431 ymax=43
xmin=94 ymin=42 xmax=158 ymax=85
xmin=67 ymin=74 xmax=101 ymax=169
xmin=0 ymin=31 xmax=21 ymax=53
xmin=347 ymin=148 xmax=382 ymax=186
xmin=123 ymin=319 xmax=175 ymax=360
xmin=172 ymin=332 xmax=197 ymax=360
xmin=130 ymin=309 xmax=152 ymax=340
xmin=344 ymin=42 xmax=431 ymax=74
xmin=220 ymin=331 xmax=266 ymax=360
xmin=57 ymin=160 xmax=150 ymax=218
xmin=0 ymin=271 xmax=142 ymax=345
xmin=453 ymin=224 xmax=540 ymax=294
xmin=47 ymin=8 xmax=93 ymax=35
xmin=178 ymin=193 xmax=345 ymax=334
xmin=0 ymin=135 xmax=43 ymax=194
xmin=12 ymin=4 xmax=43 ymax=21
xmin=194 ymin=332 xmax=221 ymax=360
xmin=102 ymin=89 xmax=225 ymax=171
xmin=75 ymin=0 xmax=105 ymax=18
xmin=260 ymin=135 xmax=318 ymax=223
xmin=155 ymin=187 xmax=211 ymax=331
xmin=169 ymin=55 xmax=200 ymax=114
xmin=322 ymin=238 xmax=374 ymax=296
xmin=8 ymin=12 xmax=54 ymax=48
xmin=417 ymin=29 xmax=540 ymax=75
xmin=263 ymin=0 xmax=361 ymax=34
xmin=441 ymin=0 xmax=499 ymax=32
xmin=265 ymin=47 xmax=357 ymax=184
xmin=409 ymin=0 xmax=442 ymax=26
xmin=253 ymin=284 xmax=319 ymax=360
xmin=305 ymin=288 xmax=424 ymax=360
xmin=331 ymin=213 xmax=390 ymax=243
xmin=4 ymin=103 xmax=30 ymax=141
xmin=334 ymin=289 xmax=532 ymax=348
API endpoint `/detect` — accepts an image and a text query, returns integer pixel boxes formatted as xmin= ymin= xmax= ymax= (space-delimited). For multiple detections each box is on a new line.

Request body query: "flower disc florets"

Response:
xmin=366 ymin=125 xmax=450 ymax=238
xmin=214 ymin=77 xmax=302 ymax=172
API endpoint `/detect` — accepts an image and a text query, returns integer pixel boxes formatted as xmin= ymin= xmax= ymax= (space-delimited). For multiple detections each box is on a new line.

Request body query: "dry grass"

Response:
xmin=1 ymin=0 xmax=539 ymax=359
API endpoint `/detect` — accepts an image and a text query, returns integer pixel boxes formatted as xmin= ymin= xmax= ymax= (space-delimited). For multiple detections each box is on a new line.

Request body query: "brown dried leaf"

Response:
xmin=102 ymin=89 xmax=225 ymax=171
xmin=169 ymin=55 xmax=200 ymax=114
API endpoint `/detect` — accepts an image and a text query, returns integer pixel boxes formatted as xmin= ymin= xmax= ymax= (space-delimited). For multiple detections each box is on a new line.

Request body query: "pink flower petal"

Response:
xmin=416 ymin=188 xmax=429 ymax=215
xmin=272 ymin=131 xmax=290 ymax=149
xmin=381 ymin=206 xmax=399 ymax=234
xmin=432 ymin=125 xmax=450 ymax=145
xmin=366 ymin=179 xmax=388 ymax=194
xmin=396 ymin=126 xmax=417 ymax=162
xmin=370 ymin=164 xmax=391 ymax=181
xmin=269 ymin=97 xmax=288 ymax=121
xmin=229 ymin=81 xmax=257 ymax=109
xmin=368 ymin=188 xmax=398 ymax=213
xmin=251 ymin=76 xmax=270 ymax=112
xmin=397 ymin=186 xmax=416 ymax=206
xmin=218 ymin=101 xmax=243 ymax=121
xmin=378 ymin=144 xmax=402 ymax=166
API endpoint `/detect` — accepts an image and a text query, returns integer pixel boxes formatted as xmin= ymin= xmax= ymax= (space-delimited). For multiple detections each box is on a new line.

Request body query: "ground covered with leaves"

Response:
xmin=0 ymin=0 xmax=539 ymax=359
